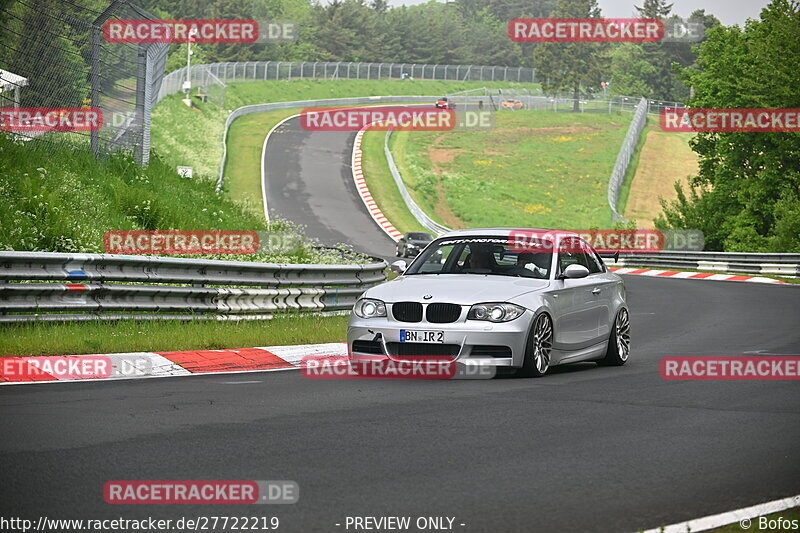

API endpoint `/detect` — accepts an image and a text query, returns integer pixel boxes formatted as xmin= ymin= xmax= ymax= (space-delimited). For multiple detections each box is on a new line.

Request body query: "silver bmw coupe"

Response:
xmin=347 ymin=228 xmax=630 ymax=377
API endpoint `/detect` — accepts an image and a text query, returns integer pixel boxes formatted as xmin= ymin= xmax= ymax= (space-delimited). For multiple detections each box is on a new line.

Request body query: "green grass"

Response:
xmin=222 ymin=79 xmax=541 ymax=111
xmin=360 ymin=129 xmax=427 ymax=235
xmin=623 ymin=128 xmax=698 ymax=228
xmin=150 ymin=94 xmax=227 ymax=179
xmin=0 ymin=314 xmax=348 ymax=356
xmin=392 ymin=110 xmax=631 ymax=230
xmin=151 ymin=79 xmax=541 ymax=191
xmin=0 ymin=133 xmax=367 ymax=265
xmin=389 ymin=127 xmax=452 ymax=229
xmin=0 ymin=133 xmax=259 ymax=254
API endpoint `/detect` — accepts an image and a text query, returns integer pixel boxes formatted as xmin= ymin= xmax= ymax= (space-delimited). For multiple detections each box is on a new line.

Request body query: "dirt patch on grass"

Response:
xmin=427 ymin=135 xmax=466 ymax=229
xmin=429 ymin=146 xmax=465 ymax=166
xmin=625 ymin=130 xmax=698 ymax=228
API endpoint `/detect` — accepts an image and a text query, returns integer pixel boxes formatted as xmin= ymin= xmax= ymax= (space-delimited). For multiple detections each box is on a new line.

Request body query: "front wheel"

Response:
xmin=518 ymin=313 xmax=553 ymax=378
xmin=598 ymin=308 xmax=630 ymax=366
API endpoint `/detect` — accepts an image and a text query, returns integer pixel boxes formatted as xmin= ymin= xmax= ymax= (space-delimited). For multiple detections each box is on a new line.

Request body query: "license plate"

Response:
xmin=400 ymin=329 xmax=444 ymax=343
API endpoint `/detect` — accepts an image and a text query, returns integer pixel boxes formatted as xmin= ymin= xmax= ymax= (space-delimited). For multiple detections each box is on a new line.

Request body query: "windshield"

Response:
xmin=405 ymin=236 xmax=552 ymax=279
xmin=407 ymin=232 xmax=432 ymax=241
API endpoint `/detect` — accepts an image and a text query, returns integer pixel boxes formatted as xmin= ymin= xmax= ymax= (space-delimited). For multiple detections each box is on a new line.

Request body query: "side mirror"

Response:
xmin=562 ymin=264 xmax=590 ymax=279
xmin=390 ymin=260 xmax=407 ymax=274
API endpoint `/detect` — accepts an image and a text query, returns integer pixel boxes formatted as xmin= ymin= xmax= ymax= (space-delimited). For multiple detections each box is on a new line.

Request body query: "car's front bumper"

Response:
xmin=347 ymin=309 xmax=535 ymax=368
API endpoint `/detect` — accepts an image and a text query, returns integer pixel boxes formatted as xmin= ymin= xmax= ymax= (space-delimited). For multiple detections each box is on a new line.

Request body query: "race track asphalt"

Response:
xmin=1 ymin=110 xmax=799 ymax=533
xmin=262 ymin=115 xmax=397 ymax=261
xmin=1 ymin=277 xmax=799 ymax=532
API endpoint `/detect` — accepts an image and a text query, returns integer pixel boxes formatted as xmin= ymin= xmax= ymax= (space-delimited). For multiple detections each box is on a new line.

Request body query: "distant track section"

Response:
xmin=262 ymin=115 xmax=398 ymax=260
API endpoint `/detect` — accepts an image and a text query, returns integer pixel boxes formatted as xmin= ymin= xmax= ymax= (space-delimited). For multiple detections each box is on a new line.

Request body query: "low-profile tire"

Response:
xmin=598 ymin=308 xmax=630 ymax=366
xmin=518 ymin=313 xmax=553 ymax=378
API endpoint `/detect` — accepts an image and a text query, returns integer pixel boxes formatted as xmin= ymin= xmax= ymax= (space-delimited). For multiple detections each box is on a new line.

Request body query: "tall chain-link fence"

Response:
xmin=156 ymin=61 xmax=539 ymax=105
xmin=0 ymin=0 xmax=167 ymax=165
xmin=446 ymin=87 xmax=682 ymax=115
xmin=608 ymin=97 xmax=650 ymax=223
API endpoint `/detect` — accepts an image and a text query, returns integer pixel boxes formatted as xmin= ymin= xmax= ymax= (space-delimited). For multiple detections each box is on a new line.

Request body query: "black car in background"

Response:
xmin=395 ymin=232 xmax=433 ymax=257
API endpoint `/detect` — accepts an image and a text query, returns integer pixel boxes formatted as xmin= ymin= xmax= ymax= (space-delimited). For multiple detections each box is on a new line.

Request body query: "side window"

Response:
xmin=558 ymin=238 xmax=581 ymax=272
xmin=580 ymin=239 xmax=604 ymax=274
xmin=560 ymin=238 xmax=601 ymax=274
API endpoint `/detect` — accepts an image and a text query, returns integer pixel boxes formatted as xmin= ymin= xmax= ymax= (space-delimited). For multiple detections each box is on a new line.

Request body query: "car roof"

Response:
xmin=438 ymin=227 xmax=581 ymax=239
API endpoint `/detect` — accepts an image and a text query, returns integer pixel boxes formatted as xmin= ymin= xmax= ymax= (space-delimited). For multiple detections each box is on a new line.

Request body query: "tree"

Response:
xmin=608 ymin=43 xmax=655 ymax=97
xmin=165 ymin=43 xmax=209 ymax=74
xmin=533 ymin=0 xmax=608 ymax=110
xmin=310 ymin=0 xmax=381 ymax=62
xmin=634 ymin=0 xmax=673 ymax=18
xmin=688 ymin=8 xmax=721 ymax=31
xmin=370 ymin=0 xmax=388 ymax=13
xmin=656 ymin=0 xmax=800 ymax=252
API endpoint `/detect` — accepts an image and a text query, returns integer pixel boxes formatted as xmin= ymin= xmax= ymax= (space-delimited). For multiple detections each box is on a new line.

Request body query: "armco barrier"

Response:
xmin=612 ymin=251 xmax=800 ymax=278
xmin=0 ymin=252 xmax=386 ymax=322
xmin=384 ymin=128 xmax=451 ymax=236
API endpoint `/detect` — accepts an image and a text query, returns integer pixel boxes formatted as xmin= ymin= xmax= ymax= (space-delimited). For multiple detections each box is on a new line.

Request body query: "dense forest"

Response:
xmin=1 ymin=0 xmax=719 ymax=102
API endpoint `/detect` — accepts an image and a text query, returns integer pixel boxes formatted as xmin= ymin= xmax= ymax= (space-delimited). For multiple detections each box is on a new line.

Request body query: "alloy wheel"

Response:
xmin=532 ymin=314 xmax=553 ymax=373
xmin=616 ymin=308 xmax=631 ymax=362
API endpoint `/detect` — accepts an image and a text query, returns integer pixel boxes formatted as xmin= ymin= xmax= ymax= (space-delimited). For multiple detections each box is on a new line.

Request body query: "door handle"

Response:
xmin=591 ymin=288 xmax=601 ymax=295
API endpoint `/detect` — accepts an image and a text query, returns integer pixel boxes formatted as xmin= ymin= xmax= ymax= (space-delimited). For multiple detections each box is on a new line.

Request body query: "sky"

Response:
xmin=379 ymin=0 xmax=772 ymax=27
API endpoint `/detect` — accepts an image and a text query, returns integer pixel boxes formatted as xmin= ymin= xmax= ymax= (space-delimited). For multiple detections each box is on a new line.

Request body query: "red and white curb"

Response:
xmin=352 ymin=125 xmax=403 ymax=242
xmin=609 ymin=267 xmax=789 ymax=284
xmin=0 ymin=342 xmax=348 ymax=385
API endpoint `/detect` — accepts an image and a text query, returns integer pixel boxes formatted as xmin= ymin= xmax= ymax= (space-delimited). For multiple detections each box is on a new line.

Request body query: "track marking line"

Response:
xmin=639 ymin=494 xmax=800 ymax=533
xmin=261 ymin=113 xmax=302 ymax=223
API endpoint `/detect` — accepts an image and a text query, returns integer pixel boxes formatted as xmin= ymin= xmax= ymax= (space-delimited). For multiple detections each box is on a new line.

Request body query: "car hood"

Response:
xmin=364 ymin=274 xmax=550 ymax=306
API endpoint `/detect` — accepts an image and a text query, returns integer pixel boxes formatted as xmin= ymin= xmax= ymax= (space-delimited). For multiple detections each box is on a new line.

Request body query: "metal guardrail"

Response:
xmin=608 ymin=97 xmax=649 ymax=223
xmin=0 ymin=252 xmax=386 ymax=322
xmin=611 ymin=251 xmax=800 ymax=278
xmin=383 ymin=129 xmax=451 ymax=236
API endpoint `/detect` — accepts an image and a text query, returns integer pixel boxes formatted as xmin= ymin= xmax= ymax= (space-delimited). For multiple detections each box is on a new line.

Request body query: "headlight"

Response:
xmin=353 ymin=298 xmax=387 ymax=319
xmin=467 ymin=302 xmax=525 ymax=322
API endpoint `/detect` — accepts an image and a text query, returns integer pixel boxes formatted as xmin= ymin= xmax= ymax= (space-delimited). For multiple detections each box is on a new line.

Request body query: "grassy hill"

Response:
xmin=0 ymin=134 xmax=359 ymax=264
xmin=151 ymin=79 xmax=542 ymax=194
xmin=388 ymin=110 xmax=631 ymax=230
